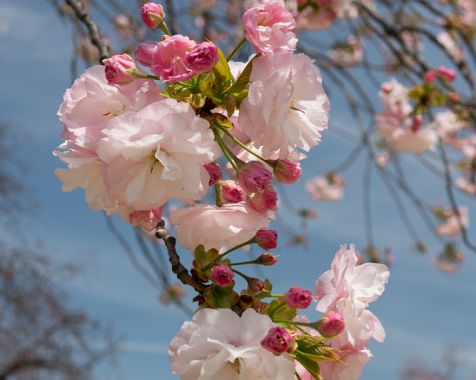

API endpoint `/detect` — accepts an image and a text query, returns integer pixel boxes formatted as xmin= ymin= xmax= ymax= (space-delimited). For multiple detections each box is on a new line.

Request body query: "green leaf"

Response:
xmin=267 ymin=299 xmax=297 ymax=321
xmin=213 ymin=47 xmax=232 ymax=83
xmin=296 ymin=335 xmax=341 ymax=363
xmin=294 ymin=352 xmax=322 ymax=380
xmin=227 ymin=57 xmax=255 ymax=94
xmin=204 ymin=285 xmax=240 ymax=308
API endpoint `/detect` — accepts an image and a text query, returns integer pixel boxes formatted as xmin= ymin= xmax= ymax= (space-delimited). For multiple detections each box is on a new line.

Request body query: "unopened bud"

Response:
xmin=437 ymin=66 xmax=456 ymax=82
xmin=255 ymin=229 xmax=278 ymax=250
xmin=261 ymin=327 xmax=292 ymax=355
xmin=247 ymin=277 xmax=265 ymax=292
xmin=211 ymin=264 xmax=234 ymax=287
xmin=103 ymin=54 xmax=142 ymax=85
xmin=317 ymin=311 xmax=345 ymax=338
xmin=255 ymin=253 xmax=278 ymax=266
xmin=273 ymin=159 xmax=302 ymax=184
xmin=141 ymin=2 xmax=165 ymax=29
xmin=284 ymin=286 xmax=312 ymax=309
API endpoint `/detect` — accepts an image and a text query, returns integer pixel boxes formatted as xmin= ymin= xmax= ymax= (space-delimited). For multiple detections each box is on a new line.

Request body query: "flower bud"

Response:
xmin=317 ymin=311 xmax=345 ymax=338
xmin=273 ymin=159 xmax=302 ymax=184
xmin=185 ymin=42 xmax=219 ymax=74
xmin=211 ymin=264 xmax=234 ymax=287
xmin=255 ymin=253 xmax=277 ymax=266
xmin=238 ymin=161 xmax=273 ymax=193
xmin=220 ymin=180 xmax=244 ymax=203
xmin=411 ymin=115 xmax=423 ymax=132
xmin=103 ymin=54 xmax=140 ymax=85
xmin=141 ymin=2 xmax=165 ymax=29
xmin=204 ymin=162 xmax=223 ymax=186
xmin=423 ymin=70 xmax=436 ymax=83
xmin=261 ymin=327 xmax=292 ymax=355
xmin=284 ymin=286 xmax=312 ymax=309
xmin=247 ymin=277 xmax=265 ymax=292
xmin=247 ymin=186 xmax=278 ymax=213
xmin=437 ymin=66 xmax=456 ymax=82
xmin=135 ymin=41 xmax=160 ymax=68
xmin=255 ymin=229 xmax=278 ymax=250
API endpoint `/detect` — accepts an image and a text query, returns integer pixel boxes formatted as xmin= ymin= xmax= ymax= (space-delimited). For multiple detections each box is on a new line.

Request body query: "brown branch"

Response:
xmin=65 ymin=0 xmax=111 ymax=63
xmin=155 ymin=221 xmax=207 ymax=294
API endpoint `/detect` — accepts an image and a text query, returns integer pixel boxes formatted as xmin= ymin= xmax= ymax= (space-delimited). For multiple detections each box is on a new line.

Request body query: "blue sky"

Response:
xmin=1 ymin=1 xmax=476 ymax=379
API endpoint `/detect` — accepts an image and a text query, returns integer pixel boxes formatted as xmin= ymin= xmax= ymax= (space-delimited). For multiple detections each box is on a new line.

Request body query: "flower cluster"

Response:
xmin=54 ymin=2 xmax=390 ymax=379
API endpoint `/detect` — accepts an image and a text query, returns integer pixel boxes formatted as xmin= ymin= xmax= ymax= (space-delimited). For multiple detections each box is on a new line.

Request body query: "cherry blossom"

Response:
xmin=239 ymin=53 xmax=330 ymax=159
xmin=169 ymin=308 xmax=296 ymax=380
xmin=169 ymin=202 xmax=269 ymax=251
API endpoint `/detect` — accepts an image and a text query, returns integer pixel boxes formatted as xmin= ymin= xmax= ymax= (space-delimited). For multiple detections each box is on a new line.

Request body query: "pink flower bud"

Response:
xmin=204 ymin=162 xmax=223 ymax=186
xmin=135 ymin=41 xmax=160 ymax=68
xmin=317 ymin=311 xmax=345 ymax=338
xmin=247 ymin=186 xmax=278 ymax=213
xmin=185 ymin=42 xmax=219 ymax=74
xmin=255 ymin=229 xmax=278 ymax=250
xmin=261 ymin=327 xmax=292 ymax=355
xmin=211 ymin=264 xmax=234 ymax=287
xmin=247 ymin=277 xmax=264 ymax=292
xmin=238 ymin=161 xmax=273 ymax=193
xmin=103 ymin=54 xmax=139 ymax=85
xmin=437 ymin=66 xmax=456 ymax=82
xmin=129 ymin=208 xmax=162 ymax=231
xmin=220 ymin=180 xmax=244 ymax=203
xmin=284 ymin=286 xmax=312 ymax=309
xmin=448 ymin=91 xmax=460 ymax=101
xmin=423 ymin=70 xmax=436 ymax=83
xmin=273 ymin=159 xmax=302 ymax=184
xmin=411 ymin=115 xmax=424 ymax=132
xmin=255 ymin=253 xmax=277 ymax=266
xmin=141 ymin=2 xmax=165 ymax=29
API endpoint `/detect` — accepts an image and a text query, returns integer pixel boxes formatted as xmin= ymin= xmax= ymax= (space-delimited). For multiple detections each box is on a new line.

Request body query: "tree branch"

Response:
xmin=65 ymin=0 xmax=111 ymax=63
xmin=155 ymin=221 xmax=207 ymax=294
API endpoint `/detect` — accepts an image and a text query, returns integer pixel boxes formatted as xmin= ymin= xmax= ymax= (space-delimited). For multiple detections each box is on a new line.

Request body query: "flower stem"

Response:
xmin=227 ymin=38 xmax=247 ymax=62
xmin=220 ymin=238 xmax=255 ymax=259
xmin=214 ymin=124 xmax=269 ymax=165
xmin=213 ymin=129 xmax=239 ymax=171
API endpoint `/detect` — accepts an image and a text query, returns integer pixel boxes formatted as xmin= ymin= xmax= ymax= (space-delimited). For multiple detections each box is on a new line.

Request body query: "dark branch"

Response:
xmin=155 ymin=221 xmax=207 ymax=294
xmin=65 ymin=0 xmax=111 ymax=63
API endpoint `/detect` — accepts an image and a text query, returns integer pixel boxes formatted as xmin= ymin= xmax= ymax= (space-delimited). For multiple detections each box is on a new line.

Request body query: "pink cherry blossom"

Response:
xmin=97 ymin=99 xmax=218 ymax=210
xmin=55 ymin=65 xmax=162 ymax=216
xmin=320 ymin=346 xmax=372 ymax=380
xmin=317 ymin=311 xmax=345 ymax=337
xmin=169 ymin=202 xmax=269 ymax=252
xmin=456 ymin=178 xmax=476 ymax=196
xmin=169 ymin=308 xmax=296 ymax=380
xmin=135 ymin=41 xmax=160 ymax=68
xmin=243 ymin=0 xmax=297 ymax=55
xmin=306 ymin=174 xmax=345 ymax=201
xmin=391 ymin=127 xmax=438 ymax=154
xmin=437 ymin=207 xmax=469 ymax=237
xmin=129 ymin=207 xmax=162 ymax=231
xmin=238 ymin=161 xmax=273 ymax=193
xmin=185 ymin=42 xmax=219 ymax=73
xmin=151 ymin=35 xmax=197 ymax=82
xmin=211 ymin=264 xmax=234 ymax=287
xmin=204 ymin=162 xmax=223 ymax=186
xmin=239 ymin=54 xmax=329 ymax=159
xmin=437 ymin=32 xmax=463 ymax=62
xmin=261 ymin=326 xmax=292 ymax=355
xmin=314 ymin=245 xmax=390 ymax=313
xmin=247 ymin=185 xmax=278 ymax=213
